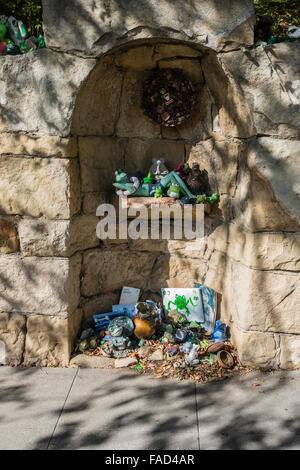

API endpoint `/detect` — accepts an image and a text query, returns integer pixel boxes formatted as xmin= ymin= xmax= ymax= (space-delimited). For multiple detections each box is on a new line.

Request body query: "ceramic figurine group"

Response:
xmin=113 ymin=158 xmax=219 ymax=205
xmin=0 ymin=15 xmax=45 ymax=56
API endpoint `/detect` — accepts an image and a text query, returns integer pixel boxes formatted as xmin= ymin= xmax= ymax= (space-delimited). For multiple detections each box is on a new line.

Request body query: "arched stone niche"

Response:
xmin=70 ymin=41 xmax=228 ymax=317
xmin=70 ymin=40 xmax=300 ymax=372
xmin=0 ymin=0 xmax=299 ymax=368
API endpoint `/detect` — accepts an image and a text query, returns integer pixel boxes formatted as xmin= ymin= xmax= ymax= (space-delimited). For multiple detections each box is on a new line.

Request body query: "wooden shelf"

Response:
xmin=110 ymin=194 xmax=211 ymax=219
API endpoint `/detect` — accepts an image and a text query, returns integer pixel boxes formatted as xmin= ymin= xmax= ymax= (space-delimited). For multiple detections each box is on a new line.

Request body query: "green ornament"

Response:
xmin=154 ymin=187 xmax=163 ymax=198
xmin=207 ymin=193 xmax=219 ymax=204
xmin=167 ymin=183 xmax=180 ymax=199
xmin=0 ymin=22 xmax=7 ymax=41
xmin=143 ymin=172 xmax=154 ymax=184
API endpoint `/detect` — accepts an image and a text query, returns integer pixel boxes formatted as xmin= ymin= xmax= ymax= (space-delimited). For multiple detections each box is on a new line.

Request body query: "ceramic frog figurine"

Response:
xmin=167 ymin=183 xmax=180 ymax=199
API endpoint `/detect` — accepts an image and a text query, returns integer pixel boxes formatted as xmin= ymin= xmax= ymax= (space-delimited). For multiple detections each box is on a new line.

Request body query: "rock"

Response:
xmin=0 ymin=157 xmax=80 ymax=219
xmin=43 ymin=0 xmax=255 ymax=56
xmin=24 ymin=309 xmax=82 ymax=366
xmin=117 ymin=70 xmax=161 ymax=138
xmin=70 ymin=353 xmax=115 ymax=368
xmin=0 ymin=217 xmax=19 ymax=254
xmin=0 ymin=133 xmax=77 ymax=158
xmin=145 ymin=254 xmax=207 ymax=293
xmin=202 ymin=52 xmax=256 ymax=138
xmin=79 ymin=136 xmax=125 ymax=192
xmin=248 ymin=138 xmax=300 ymax=227
xmin=137 ymin=345 xmax=151 ymax=358
xmin=82 ymin=192 xmax=107 ymax=215
xmin=19 ymin=216 xmax=99 ymax=256
xmin=0 ymin=313 xmax=26 ymax=365
xmin=69 ymin=215 xmax=100 ymax=254
xmin=115 ymin=45 xmax=156 ymax=70
xmin=149 ymin=349 xmax=164 ymax=361
xmin=230 ymin=325 xmax=276 ymax=368
xmin=125 ymin=138 xmax=184 ymax=176
xmin=114 ymin=356 xmax=138 ymax=368
xmin=159 ymin=58 xmax=203 ymax=83
xmin=279 ymin=335 xmax=300 ymax=369
xmin=0 ymin=254 xmax=81 ymax=315
xmin=207 ymin=224 xmax=300 ymax=271
xmin=81 ymin=248 xmax=156 ymax=296
xmin=229 ymin=261 xmax=300 ymax=335
xmin=234 ymin=139 xmax=300 ymax=232
xmin=220 ymin=43 xmax=300 ymax=138
xmin=82 ymin=292 xmax=120 ymax=320
xmin=19 ymin=219 xmax=70 ymax=256
xmin=187 ymin=138 xmax=244 ymax=196
xmin=72 ymin=59 xmax=123 ymax=136
xmin=154 ymin=44 xmax=202 ymax=59
xmin=0 ymin=49 xmax=95 ymax=135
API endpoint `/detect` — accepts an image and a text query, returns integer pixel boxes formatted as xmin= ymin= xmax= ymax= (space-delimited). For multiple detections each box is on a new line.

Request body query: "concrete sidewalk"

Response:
xmin=0 ymin=366 xmax=299 ymax=450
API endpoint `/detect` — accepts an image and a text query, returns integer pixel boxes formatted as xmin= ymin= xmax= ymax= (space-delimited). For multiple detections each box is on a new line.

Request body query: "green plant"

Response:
xmin=254 ymin=0 xmax=300 ymax=39
xmin=0 ymin=0 xmax=43 ymax=36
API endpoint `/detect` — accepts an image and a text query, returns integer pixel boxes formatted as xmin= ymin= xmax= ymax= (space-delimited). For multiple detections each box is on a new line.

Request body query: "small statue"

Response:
xmin=167 ymin=183 xmax=180 ymax=199
xmin=148 ymin=158 xmax=169 ymax=182
xmin=143 ymin=172 xmax=155 ymax=184
xmin=7 ymin=16 xmax=27 ymax=48
xmin=186 ymin=162 xmax=211 ymax=195
xmin=174 ymin=163 xmax=190 ymax=182
xmin=154 ymin=187 xmax=163 ymax=198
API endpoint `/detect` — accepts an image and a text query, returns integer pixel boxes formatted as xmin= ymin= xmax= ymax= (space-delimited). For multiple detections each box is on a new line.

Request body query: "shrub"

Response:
xmin=254 ymin=0 xmax=300 ymax=39
xmin=0 ymin=0 xmax=43 ymax=36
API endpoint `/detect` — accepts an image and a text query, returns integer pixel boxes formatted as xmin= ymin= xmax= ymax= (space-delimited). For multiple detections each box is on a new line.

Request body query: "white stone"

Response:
xmin=43 ymin=0 xmax=255 ymax=56
xmin=0 ymin=254 xmax=81 ymax=315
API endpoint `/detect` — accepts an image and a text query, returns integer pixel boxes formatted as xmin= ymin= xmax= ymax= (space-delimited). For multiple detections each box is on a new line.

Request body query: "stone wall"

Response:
xmin=0 ymin=0 xmax=299 ymax=368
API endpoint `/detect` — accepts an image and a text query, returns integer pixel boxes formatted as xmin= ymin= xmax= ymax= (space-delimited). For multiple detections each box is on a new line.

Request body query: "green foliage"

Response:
xmin=254 ymin=0 xmax=300 ymax=39
xmin=0 ymin=0 xmax=43 ymax=36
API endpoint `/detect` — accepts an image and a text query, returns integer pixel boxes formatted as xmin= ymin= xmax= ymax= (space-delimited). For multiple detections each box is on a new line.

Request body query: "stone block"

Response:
xmin=79 ymin=136 xmax=125 ymax=192
xmin=115 ymin=45 xmax=156 ymax=70
xmin=24 ymin=309 xmax=82 ymax=366
xmin=187 ymin=137 xmax=243 ymax=196
xmin=19 ymin=218 xmax=70 ymax=256
xmin=0 ymin=217 xmax=19 ymax=254
xmin=0 ymin=254 xmax=81 ymax=315
xmin=81 ymin=248 xmax=157 ymax=296
xmin=82 ymin=192 xmax=107 ymax=215
xmin=70 ymin=215 xmax=100 ymax=254
xmin=279 ymin=335 xmax=300 ymax=369
xmin=248 ymin=138 xmax=300 ymax=227
xmin=0 ymin=313 xmax=26 ymax=365
xmin=117 ymin=69 xmax=161 ymax=138
xmin=125 ymin=138 xmax=184 ymax=175
xmin=0 ymin=157 xmax=80 ymax=219
xmin=0 ymin=133 xmax=77 ymax=158
xmin=145 ymin=254 xmax=207 ymax=293
xmin=229 ymin=261 xmax=300 ymax=335
xmin=0 ymin=49 xmax=95 ymax=135
xmin=70 ymin=353 xmax=114 ymax=368
xmin=207 ymin=223 xmax=300 ymax=271
xmin=234 ymin=140 xmax=300 ymax=232
xmin=115 ymin=357 xmax=137 ymax=368
xmin=202 ymin=53 xmax=255 ymax=138
xmin=220 ymin=43 xmax=300 ymax=138
xmin=82 ymin=292 xmax=120 ymax=320
xmin=159 ymin=57 xmax=203 ymax=83
xmin=154 ymin=44 xmax=202 ymax=59
xmin=230 ymin=325 xmax=276 ymax=368
xmin=43 ymin=0 xmax=255 ymax=55
xmin=72 ymin=59 xmax=123 ymax=136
